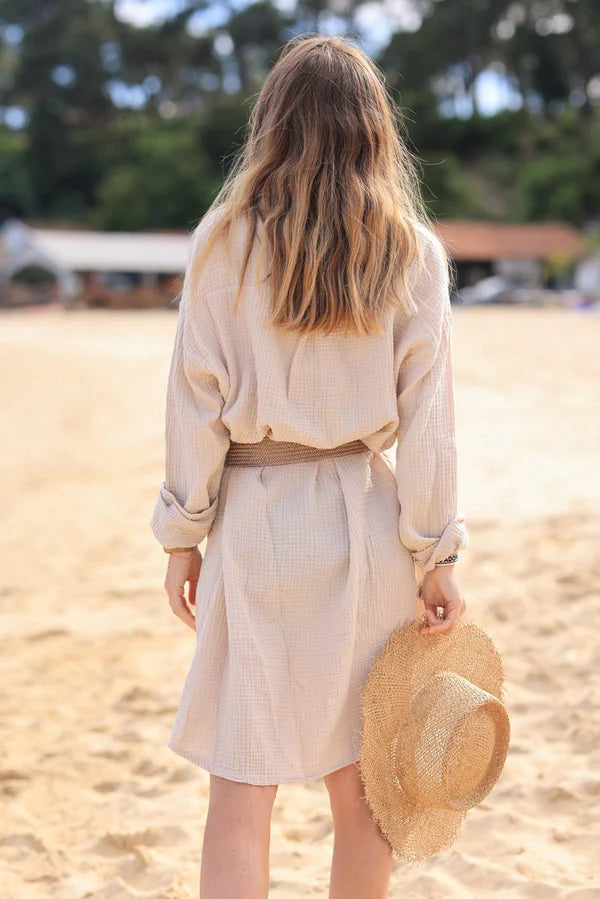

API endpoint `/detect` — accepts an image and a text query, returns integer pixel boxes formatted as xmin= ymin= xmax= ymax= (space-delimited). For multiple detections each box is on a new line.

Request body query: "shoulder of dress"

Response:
xmin=413 ymin=222 xmax=448 ymax=274
xmin=391 ymin=224 xmax=451 ymax=351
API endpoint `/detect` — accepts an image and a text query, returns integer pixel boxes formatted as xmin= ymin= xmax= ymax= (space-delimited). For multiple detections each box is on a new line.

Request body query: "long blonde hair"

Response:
xmin=189 ymin=33 xmax=444 ymax=336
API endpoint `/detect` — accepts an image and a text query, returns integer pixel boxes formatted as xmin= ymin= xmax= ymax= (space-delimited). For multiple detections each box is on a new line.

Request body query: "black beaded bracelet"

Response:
xmin=435 ymin=552 xmax=458 ymax=565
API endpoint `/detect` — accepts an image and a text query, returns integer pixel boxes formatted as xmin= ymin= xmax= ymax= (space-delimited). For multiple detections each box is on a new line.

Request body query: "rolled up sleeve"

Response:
xmin=150 ymin=232 xmax=231 ymax=549
xmin=394 ymin=232 xmax=469 ymax=573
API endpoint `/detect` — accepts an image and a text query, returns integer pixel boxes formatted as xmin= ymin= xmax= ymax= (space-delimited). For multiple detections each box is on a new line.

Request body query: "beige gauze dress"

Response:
xmin=150 ymin=210 xmax=469 ymax=785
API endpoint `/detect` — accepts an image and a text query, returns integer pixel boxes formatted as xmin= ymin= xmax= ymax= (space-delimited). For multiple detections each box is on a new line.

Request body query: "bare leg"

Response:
xmin=199 ymin=773 xmax=278 ymax=899
xmin=324 ymin=761 xmax=395 ymax=899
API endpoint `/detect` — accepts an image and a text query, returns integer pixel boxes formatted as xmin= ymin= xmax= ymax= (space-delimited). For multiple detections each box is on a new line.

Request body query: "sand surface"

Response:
xmin=1 ymin=304 xmax=599 ymax=898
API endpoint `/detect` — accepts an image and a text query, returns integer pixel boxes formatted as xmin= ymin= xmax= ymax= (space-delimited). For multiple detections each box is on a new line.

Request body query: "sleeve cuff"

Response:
xmin=150 ymin=482 xmax=220 ymax=548
xmin=408 ymin=515 xmax=469 ymax=574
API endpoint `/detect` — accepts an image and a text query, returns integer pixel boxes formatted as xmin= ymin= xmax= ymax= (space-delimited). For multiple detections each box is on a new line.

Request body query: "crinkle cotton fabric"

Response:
xmin=150 ymin=212 xmax=469 ymax=785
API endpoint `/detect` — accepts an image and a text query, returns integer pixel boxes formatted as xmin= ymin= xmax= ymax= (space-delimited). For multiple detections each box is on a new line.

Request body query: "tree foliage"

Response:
xmin=0 ymin=0 xmax=598 ymax=229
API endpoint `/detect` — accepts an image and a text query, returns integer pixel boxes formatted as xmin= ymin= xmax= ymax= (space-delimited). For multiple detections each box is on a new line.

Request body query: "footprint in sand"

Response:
xmin=535 ymin=784 xmax=581 ymax=803
xmin=579 ymin=778 xmax=600 ymax=797
xmin=0 ymin=832 xmax=59 ymax=883
xmin=82 ymin=878 xmax=150 ymax=898
xmin=133 ymin=758 xmax=168 ymax=778
xmin=116 ymin=845 xmax=176 ymax=892
xmin=90 ymin=825 xmax=190 ymax=857
xmin=94 ymin=780 xmax=128 ymax=794
xmin=282 ymin=819 xmax=333 ymax=843
xmin=29 ymin=628 xmax=69 ymax=641
xmin=94 ymin=771 xmax=170 ymax=796
xmin=166 ymin=766 xmax=197 ymax=783
xmin=564 ymin=890 xmax=600 ymax=898
xmin=0 ymin=833 xmax=47 ymax=854
xmin=113 ymin=687 xmax=177 ymax=716
xmin=0 ymin=768 xmax=29 ymax=797
xmin=515 ymin=882 xmax=561 ymax=898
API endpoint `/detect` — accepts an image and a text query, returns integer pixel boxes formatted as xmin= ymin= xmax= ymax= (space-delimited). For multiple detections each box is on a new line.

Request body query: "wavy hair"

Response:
xmin=189 ymin=33 xmax=445 ymax=336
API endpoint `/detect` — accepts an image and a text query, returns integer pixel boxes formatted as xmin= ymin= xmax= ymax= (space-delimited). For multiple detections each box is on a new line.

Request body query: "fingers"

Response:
xmin=421 ymin=603 xmax=461 ymax=636
xmin=172 ymin=592 xmax=196 ymax=631
xmin=164 ymin=550 xmax=202 ymax=628
xmin=419 ymin=584 xmax=466 ymax=638
xmin=165 ymin=582 xmax=196 ymax=631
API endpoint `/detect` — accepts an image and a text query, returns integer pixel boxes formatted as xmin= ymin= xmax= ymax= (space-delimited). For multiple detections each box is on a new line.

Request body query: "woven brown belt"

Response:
xmin=224 ymin=436 xmax=371 ymax=467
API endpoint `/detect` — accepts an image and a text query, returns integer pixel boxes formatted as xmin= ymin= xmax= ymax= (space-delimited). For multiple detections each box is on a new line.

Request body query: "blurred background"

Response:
xmin=2 ymin=0 xmax=600 ymax=306
xmin=1 ymin=3 xmax=599 ymax=898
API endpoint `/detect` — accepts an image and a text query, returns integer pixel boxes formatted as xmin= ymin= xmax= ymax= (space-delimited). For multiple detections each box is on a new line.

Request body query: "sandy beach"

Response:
xmin=1 ymin=304 xmax=599 ymax=898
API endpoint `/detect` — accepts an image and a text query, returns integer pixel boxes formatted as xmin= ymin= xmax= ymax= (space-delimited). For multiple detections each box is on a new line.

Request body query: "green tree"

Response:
xmin=1 ymin=0 xmax=116 ymax=215
xmin=0 ymin=128 xmax=34 ymax=220
xmin=91 ymin=118 xmax=221 ymax=230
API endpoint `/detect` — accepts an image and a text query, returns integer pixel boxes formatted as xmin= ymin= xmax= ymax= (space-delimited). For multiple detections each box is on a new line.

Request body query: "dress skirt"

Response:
xmin=168 ymin=447 xmax=418 ymax=785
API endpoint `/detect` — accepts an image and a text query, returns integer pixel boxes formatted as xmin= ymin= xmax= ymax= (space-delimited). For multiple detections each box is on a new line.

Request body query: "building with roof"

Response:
xmin=0 ymin=220 xmax=191 ymax=308
xmin=30 ymin=225 xmax=191 ymax=308
xmin=432 ymin=220 xmax=588 ymax=290
xmin=1 ymin=218 xmax=590 ymax=309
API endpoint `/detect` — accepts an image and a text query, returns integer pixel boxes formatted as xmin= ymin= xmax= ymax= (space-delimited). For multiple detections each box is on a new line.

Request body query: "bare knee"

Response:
xmin=208 ymin=774 xmax=278 ymax=822
xmin=324 ymin=762 xmax=369 ymax=817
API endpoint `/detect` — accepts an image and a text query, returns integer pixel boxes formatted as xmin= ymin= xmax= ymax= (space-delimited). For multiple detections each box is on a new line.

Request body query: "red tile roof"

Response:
xmin=432 ymin=219 xmax=587 ymax=262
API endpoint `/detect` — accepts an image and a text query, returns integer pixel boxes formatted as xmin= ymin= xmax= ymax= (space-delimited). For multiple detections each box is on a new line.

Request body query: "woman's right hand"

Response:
xmin=418 ymin=566 xmax=466 ymax=637
xmin=164 ymin=547 xmax=202 ymax=631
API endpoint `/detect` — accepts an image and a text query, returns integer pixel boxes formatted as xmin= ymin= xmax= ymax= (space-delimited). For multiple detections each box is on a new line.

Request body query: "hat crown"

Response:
xmin=391 ymin=671 xmax=510 ymax=812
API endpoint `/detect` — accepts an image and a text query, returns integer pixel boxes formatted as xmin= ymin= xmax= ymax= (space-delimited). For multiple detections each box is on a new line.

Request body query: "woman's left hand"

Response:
xmin=164 ymin=547 xmax=202 ymax=631
xmin=417 ymin=565 xmax=465 ymax=637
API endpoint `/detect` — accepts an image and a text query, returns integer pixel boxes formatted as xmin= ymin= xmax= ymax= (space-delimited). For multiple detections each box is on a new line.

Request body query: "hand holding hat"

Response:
xmin=417 ymin=565 xmax=465 ymax=637
xmin=358 ymin=612 xmax=510 ymax=866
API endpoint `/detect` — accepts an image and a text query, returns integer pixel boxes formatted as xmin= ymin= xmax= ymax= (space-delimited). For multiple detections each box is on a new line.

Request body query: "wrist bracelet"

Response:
xmin=435 ymin=552 xmax=458 ymax=565
xmin=163 ymin=545 xmax=196 ymax=554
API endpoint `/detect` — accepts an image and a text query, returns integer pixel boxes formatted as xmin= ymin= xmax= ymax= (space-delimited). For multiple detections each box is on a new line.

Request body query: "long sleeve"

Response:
xmin=150 ymin=228 xmax=231 ymax=549
xmin=394 ymin=230 xmax=469 ymax=574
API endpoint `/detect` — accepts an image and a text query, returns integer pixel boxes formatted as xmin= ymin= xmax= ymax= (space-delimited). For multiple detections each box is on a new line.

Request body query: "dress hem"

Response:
xmin=168 ymin=741 xmax=361 ymax=785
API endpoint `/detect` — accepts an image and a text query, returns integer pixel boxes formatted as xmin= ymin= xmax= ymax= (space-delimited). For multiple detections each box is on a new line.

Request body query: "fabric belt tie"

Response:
xmin=225 ymin=436 xmax=371 ymax=467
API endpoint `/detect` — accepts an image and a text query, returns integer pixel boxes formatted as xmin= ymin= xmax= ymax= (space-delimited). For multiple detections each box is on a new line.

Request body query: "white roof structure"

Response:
xmin=0 ymin=220 xmax=77 ymax=297
xmin=30 ymin=227 xmax=193 ymax=274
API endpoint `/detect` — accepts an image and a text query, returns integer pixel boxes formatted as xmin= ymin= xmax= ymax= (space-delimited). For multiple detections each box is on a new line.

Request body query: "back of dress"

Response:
xmin=150 ymin=211 xmax=469 ymax=785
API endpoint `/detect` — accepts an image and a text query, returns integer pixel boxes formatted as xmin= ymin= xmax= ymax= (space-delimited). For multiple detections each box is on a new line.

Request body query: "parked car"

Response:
xmin=456 ymin=276 xmax=514 ymax=305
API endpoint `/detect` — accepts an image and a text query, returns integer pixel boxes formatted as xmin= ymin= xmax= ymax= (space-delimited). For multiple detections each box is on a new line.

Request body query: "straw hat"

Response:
xmin=358 ymin=613 xmax=510 ymax=865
